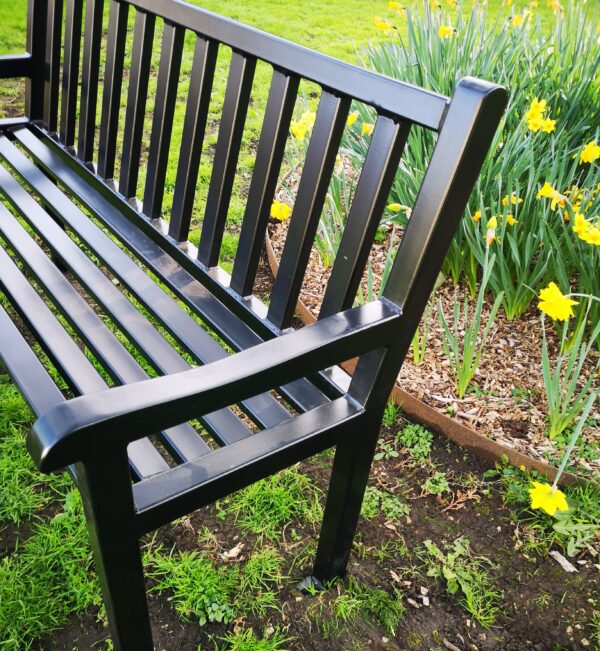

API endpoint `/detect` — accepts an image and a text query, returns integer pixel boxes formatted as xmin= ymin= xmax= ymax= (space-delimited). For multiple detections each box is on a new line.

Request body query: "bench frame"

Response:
xmin=0 ymin=0 xmax=507 ymax=647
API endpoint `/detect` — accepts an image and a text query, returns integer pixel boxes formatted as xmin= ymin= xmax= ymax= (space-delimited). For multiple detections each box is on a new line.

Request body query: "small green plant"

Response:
xmin=540 ymin=296 xmax=599 ymax=439
xmin=437 ymin=250 xmax=503 ymax=398
xmin=395 ymin=423 xmax=433 ymax=460
xmin=421 ymin=538 xmax=501 ymax=628
xmin=218 ymin=627 xmax=291 ymax=651
xmin=237 ymin=548 xmax=286 ymax=616
xmin=421 ymin=471 xmax=451 ymax=497
xmin=147 ymin=548 xmax=237 ymax=626
xmin=382 ymin=400 xmax=400 ymax=428
xmin=361 ymin=486 xmax=410 ymax=522
xmin=219 ymin=467 xmax=322 ymax=540
xmin=374 ymin=441 xmax=399 ymax=461
xmin=410 ymin=297 xmax=433 ymax=365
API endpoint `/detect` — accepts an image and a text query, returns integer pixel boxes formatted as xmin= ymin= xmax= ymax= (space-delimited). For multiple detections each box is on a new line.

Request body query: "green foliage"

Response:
xmin=382 ymin=400 xmax=401 ymax=428
xmin=395 ymin=423 xmax=433 ymax=460
xmin=237 ymin=548 xmax=286 ymax=616
xmin=361 ymin=486 xmax=410 ymax=522
xmin=218 ymin=467 xmax=322 ymax=540
xmin=374 ymin=441 xmax=399 ymax=461
xmin=421 ymin=471 xmax=451 ymax=497
xmin=147 ymin=548 xmax=237 ymax=626
xmin=421 ymin=538 xmax=501 ymax=628
xmin=0 ymin=491 xmax=101 ymax=650
xmin=218 ymin=627 xmax=291 ymax=651
xmin=350 ymin=1 xmax=600 ymax=326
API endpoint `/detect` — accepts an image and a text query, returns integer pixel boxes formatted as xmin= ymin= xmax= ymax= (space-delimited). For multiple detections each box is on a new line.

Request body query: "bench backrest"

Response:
xmin=24 ymin=0 xmax=506 ymax=376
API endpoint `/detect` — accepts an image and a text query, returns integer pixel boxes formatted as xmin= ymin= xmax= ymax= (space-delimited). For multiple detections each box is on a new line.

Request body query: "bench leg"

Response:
xmin=311 ymin=423 xmax=380 ymax=584
xmin=77 ymin=450 xmax=154 ymax=651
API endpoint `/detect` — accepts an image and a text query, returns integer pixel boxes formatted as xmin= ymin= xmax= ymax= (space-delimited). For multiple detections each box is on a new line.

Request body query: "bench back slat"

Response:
xmin=59 ymin=0 xmax=82 ymax=148
xmin=77 ymin=0 xmax=104 ymax=164
xmin=197 ymin=51 xmax=257 ymax=267
xmin=119 ymin=10 xmax=156 ymax=199
xmin=168 ymin=35 xmax=219 ymax=242
xmin=230 ymin=68 xmax=300 ymax=297
xmin=267 ymin=91 xmax=350 ymax=329
xmin=319 ymin=116 xmax=411 ymax=320
xmin=143 ymin=22 xmax=185 ymax=218
xmin=42 ymin=0 xmax=63 ymax=134
xmin=98 ymin=0 xmax=129 ymax=180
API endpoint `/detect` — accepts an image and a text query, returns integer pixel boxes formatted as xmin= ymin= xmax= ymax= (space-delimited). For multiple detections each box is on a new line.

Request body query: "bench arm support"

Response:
xmin=28 ymin=300 xmax=401 ymax=473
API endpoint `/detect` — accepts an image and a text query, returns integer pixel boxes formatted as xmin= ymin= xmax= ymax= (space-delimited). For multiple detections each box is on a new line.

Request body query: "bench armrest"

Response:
xmin=28 ymin=300 xmax=400 ymax=472
xmin=0 ymin=54 xmax=33 ymax=79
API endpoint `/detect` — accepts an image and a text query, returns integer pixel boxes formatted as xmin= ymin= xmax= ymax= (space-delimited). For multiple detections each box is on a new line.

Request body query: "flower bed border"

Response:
xmin=265 ymin=233 xmax=587 ymax=487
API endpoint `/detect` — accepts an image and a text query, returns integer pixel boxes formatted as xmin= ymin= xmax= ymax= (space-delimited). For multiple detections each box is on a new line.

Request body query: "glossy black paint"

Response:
xmin=0 ymin=0 xmax=507 ymax=647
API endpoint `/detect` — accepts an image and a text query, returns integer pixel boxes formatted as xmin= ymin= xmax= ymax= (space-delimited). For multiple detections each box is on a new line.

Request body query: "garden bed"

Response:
xmin=267 ymin=222 xmax=599 ymax=481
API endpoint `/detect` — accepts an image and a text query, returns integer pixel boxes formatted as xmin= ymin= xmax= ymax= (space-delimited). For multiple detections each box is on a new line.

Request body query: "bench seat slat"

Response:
xmin=13 ymin=125 xmax=332 ymax=415
xmin=0 ymin=182 xmax=211 ymax=463
xmin=0 ymin=304 xmax=65 ymax=417
xmin=7 ymin=128 xmax=318 ymax=424
xmin=0 ymin=155 xmax=248 ymax=451
xmin=0 ymin=241 xmax=170 ymax=478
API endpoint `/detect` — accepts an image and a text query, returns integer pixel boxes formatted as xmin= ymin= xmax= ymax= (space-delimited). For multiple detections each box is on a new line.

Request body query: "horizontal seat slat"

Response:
xmin=0 ymin=179 xmax=211 ymax=463
xmin=132 ymin=396 xmax=364 ymax=534
xmin=13 ymin=125 xmax=332 ymax=415
xmin=7 ymin=127 xmax=322 ymax=423
xmin=0 ymin=240 xmax=170 ymax=478
xmin=0 ymin=304 xmax=65 ymax=417
xmin=0 ymin=143 xmax=255 ymax=452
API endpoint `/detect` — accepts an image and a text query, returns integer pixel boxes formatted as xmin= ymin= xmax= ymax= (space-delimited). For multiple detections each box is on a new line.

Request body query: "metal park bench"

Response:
xmin=0 ymin=0 xmax=506 ymax=647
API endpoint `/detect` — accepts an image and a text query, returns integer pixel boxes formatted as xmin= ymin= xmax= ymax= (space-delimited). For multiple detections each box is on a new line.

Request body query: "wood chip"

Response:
xmin=549 ymin=551 xmax=578 ymax=573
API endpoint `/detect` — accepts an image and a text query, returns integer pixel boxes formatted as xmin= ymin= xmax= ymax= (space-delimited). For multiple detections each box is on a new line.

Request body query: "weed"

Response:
xmin=347 ymin=578 xmax=405 ymax=636
xmin=382 ymin=401 xmax=401 ymax=428
xmin=147 ymin=548 xmax=237 ymax=626
xmin=218 ymin=467 xmax=322 ymax=540
xmin=395 ymin=423 xmax=433 ymax=460
xmin=217 ymin=627 xmax=291 ymax=651
xmin=237 ymin=548 xmax=286 ymax=616
xmin=361 ymin=486 xmax=410 ymax=522
xmin=420 ymin=538 xmax=501 ymax=628
xmin=374 ymin=441 xmax=399 ymax=461
xmin=421 ymin=472 xmax=451 ymax=497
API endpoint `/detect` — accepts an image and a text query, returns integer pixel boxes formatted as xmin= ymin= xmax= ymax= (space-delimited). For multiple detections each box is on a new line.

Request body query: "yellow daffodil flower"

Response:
xmin=438 ymin=25 xmax=454 ymax=38
xmin=506 ymin=214 xmax=517 ymax=226
xmin=529 ymin=481 xmax=568 ymax=516
xmin=540 ymin=118 xmax=556 ymax=133
xmin=485 ymin=215 xmax=498 ymax=246
xmin=511 ymin=13 xmax=524 ymax=27
xmin=270 ymin=200 xmax=292 ymax=221
xmin=538 ymin=282 xmax=578 ymax=321
xmin=548 ymin=0 xmax=562 ymax=12
xmin=536 ymin=182 xmax=565 ymax=210
xmin=374 ymin=16 xmax=392 ymax=32
xmin=578 ymin=140 xmax=600 ymax=164
xmin=361 ymin=123 xmax=374 ymax=137
xmin=347 ymin=111 xmax=359 ymax=127
xmin=525 ymin=98 xmax=556 ymax=134
xmin=580 ymin=226 xmax=600 ymax=245
xmin=501 ymin=194 xmax=523 ymax=207
xmin=572 ymin=213 xmax=591 ymax=235
xmin=472 ymin=209 xmax=481 ymax=222
xmin=290 ymin=121 xmax=307 ymax=140
xmin=388 ymin=1 xmax=404 ymax=12
xmin=387 ymin=203 xmax=402 ymax=212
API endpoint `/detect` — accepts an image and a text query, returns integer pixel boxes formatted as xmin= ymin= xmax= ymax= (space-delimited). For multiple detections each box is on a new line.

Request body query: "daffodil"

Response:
xmin=501 ymin=194 xmax=523 ymax=207
xmin=485 ymin=215 xmax=498 ymax=246
xmin=548 ymin=0 xmax=562 ymax=12
xmin=540 ymin=118 xmax=556 ymax=133
xmin=580 ymin=226 xmax=600 ymax=245
xmin=438 ymin=25 xmax=454 ymax=38
xmin=387 ymin=203 xmax=402 ymax=212
xmin=529 ymin=481 xmax=568 ymax=516
xmin=347 ymin=111 xmax=359 ymax=127
xmin=374 ymin=16 xmax=392 ymax=32
xmin=361 ymin=123 xmax=374 ymax=137
xmin=511 ymin=13 xmax=524 ymax=27
xmin=525 ymin=98 xmax=556 ymax=134
xmin=572 ymin=213 xmax=591 ymax=236
xmin=270 ymin=200 xmax=292 ymax=221
xmin=506 ymin=214 xmax=517 ymax=226
xmin=388 ymin=1 xmax=404 ymax=12
xmin=536 ymin=182 xmax=565 ymax=210
xmin=472 ymin=209 xmax=481 ymax=222
xmin=578 ymin=140 xmax=600 ymax=164
xmin=538 ymin=282 xmax=578 ymax=321
xmin=290 ymin=120 xmax=308 ymax=140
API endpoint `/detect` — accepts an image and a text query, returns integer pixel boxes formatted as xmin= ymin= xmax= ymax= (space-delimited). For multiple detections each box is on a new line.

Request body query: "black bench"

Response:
xmin=0 ymin=0 xmax=506 ymax=647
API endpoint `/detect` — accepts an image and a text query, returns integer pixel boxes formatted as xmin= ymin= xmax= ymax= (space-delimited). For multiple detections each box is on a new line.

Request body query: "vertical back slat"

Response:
xmin=197 ymin=51 xmax=256 ymax=267
xmin=98 ymin=0 xmax=129 ymax=180
xmin=59 ymin=0 xmax=83 ymax=148
xmin=26 ymin=0 xmax=47 ymax=122
xmin=119 ymin=10 xmax=156 ymax=199
xmin=230 ymin=69 xmax=299 ymax=297
xmin=168 ymin=36 xmax=218 ymax=242
xmin=319 ymin=116 xmax=411 ymax=319
xmin=43 ymin=0 xmax=63 ymax=135
xmin=77 ymin=0 xmax=104 ymax=164
xmin=143 ymin=23 xmax=185 ymax=219
xmin=267 ymin=91 xmax=351 ymax=329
